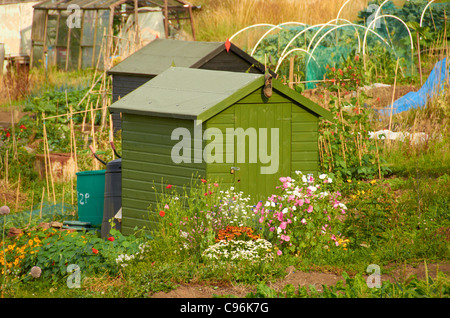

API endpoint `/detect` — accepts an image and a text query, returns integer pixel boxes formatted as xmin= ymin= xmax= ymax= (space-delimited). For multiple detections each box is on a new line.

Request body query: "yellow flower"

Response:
xmin=370 ymin=179 xmax=376 ymax=184
xmin=347 ymin=179 xmax=352 ymax=183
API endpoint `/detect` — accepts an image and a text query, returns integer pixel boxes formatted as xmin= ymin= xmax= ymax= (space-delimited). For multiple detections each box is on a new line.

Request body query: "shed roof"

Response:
xmin=107 ymin=39 xmax=271 ymax=77
xmin=109 ymin=67 xmax=333 ymax=122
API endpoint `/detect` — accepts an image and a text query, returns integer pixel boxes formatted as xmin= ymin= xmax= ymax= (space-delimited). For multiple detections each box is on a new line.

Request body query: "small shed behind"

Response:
xmin=108 ymin=39 xmax=274 ymax=131
xmin=109 ymin=67 xmax=333 ymax=235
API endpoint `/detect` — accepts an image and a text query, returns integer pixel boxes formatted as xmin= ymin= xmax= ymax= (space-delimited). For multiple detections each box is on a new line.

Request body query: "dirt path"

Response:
xmin=151 ymin=262 xmax=450 ymax=298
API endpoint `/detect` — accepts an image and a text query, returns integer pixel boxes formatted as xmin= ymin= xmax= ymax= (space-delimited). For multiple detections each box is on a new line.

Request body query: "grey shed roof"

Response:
xmin=107 ymin=39 xmax=271 ymax=77
xmin=109 ymin=67 xmax=334 ymax=122
xmin=109 ymin=67 xmax=262 ymax=120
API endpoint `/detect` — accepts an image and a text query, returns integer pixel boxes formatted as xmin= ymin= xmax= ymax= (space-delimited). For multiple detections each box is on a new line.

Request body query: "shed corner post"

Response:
xmin=164 ymin=0 xmax=169 ymax=39
xmin=188 ymin=4 xmax=196 ymax=41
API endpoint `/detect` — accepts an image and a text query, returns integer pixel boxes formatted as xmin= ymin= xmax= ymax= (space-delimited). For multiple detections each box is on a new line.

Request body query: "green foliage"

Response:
xmin=248 ymin=270 xmax=450 ymax=298
xmin=1 ymin=226 xmax=145 ymax=283
xmin=19 ymin=82 xmax=103 ymax=153
xmin=317 ymin=53 xmax=391 ymax=179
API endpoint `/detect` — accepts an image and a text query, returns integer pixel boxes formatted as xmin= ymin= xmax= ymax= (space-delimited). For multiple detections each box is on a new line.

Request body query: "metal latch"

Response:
xmin=230 ymin=166 xmax=240 ymax=174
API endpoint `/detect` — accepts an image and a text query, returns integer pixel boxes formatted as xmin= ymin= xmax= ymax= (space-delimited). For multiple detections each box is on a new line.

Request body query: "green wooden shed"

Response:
xmin=109 ymin=67 xmax=333 ymax=235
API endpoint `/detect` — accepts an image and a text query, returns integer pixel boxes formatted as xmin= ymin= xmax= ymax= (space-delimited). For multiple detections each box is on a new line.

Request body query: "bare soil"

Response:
xmin=151 ymin=262 xmax=450 ymax=298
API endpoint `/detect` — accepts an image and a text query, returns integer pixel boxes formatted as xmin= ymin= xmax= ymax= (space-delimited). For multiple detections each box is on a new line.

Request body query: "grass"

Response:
xmin=0 ymin=66 xmax=94 ymax=110
xmin=190 ymin=0 xmax=371 ymax=43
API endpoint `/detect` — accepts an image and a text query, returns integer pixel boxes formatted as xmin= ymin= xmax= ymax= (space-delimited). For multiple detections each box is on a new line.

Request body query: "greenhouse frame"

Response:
xmin=30 ymin=0 xmax=196 ymax=70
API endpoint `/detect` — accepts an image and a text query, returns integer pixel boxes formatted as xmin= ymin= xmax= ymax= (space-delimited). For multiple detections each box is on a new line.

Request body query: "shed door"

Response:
xmin=233 ymin=103 xmax=291 ymax=202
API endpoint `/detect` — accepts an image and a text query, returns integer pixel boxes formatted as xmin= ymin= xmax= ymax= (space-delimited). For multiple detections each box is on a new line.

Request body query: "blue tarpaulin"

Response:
xmin=380 ymin=58 xmax=449 ymax=116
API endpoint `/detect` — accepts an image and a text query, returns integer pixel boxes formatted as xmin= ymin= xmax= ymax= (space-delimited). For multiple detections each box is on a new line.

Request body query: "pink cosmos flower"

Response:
xmin=277 ymin=250 xmax=282 ymax=256
xmin=307 ymin=205 xmax=313 ymax=213
xmin=280 ymin=222 xmax=287 ymax=230
xmin=164 ymin=204 xmax=169 ymax=209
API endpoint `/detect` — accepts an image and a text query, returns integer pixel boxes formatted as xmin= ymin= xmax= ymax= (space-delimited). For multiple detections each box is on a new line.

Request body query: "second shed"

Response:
xmin=108 ymin=39 xmax=274 ymax=131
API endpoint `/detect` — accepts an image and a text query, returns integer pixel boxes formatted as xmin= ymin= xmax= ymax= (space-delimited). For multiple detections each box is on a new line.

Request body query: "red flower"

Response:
xmin=166 ymin=184 xmax=172 ymax=189
xmin=159 ymin=210 xmax=165 ymax=217
xmin=331 ymin=67 xmax=336 ymax=72
xmin=92 ymin=248 xmax=99 ymax=254
xmin=19 ymin=124 xmax=26 ymax=129
xmin=6 ymin=132 xmax=10 ymax=138
xmin=355 ymin=55 xmax=360 ymax=61
xmin=107 ymin=236 xmax=115 ymax=242
xmin=201 ymin=179 xmax=207 ymax=183
xmin=204 ymin=192 xmax=208 ymax=196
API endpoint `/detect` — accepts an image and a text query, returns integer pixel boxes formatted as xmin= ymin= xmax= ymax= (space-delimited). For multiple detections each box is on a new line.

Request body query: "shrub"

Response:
xmin=256 ymin=171 xmax=348 ymax=257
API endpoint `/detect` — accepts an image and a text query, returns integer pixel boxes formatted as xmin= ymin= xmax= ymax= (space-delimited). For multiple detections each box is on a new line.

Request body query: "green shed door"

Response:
xmin=233 ymin=103 xmax=291 ymax=202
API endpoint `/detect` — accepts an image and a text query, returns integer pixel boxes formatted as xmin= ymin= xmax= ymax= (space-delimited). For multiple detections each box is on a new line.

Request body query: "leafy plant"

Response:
xmin=317 ymin=53 xmax=391 ymax=179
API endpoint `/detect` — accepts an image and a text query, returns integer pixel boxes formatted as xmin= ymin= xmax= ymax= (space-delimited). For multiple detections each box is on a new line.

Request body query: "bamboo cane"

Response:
xmin=28 ymin=189 xmax=34 ymax=226
xmin=326 ymin=133 xmax=334 ymax=171
xmin=69 ymin=105 xmax=78 ymax=173
xmin=71 ymin=171 xmax=74 ymax=206
xmin=375 ymin=136 xmax=381 ymax=179
xmin=388 ymin=58 xmax=400 ymax=135
xmin=81 ymin=95 xmax=91 ymax=133
xmin=39 ymin=186 xmax=45 ymax=219
xmin=42 ymin=114 xmax=56 ymax=203
xmin=15 ymin=173 xmax=20 ymax=210
xmin=4 ymin=149 xmax=8 ymax=185
xmin=10 ymin=110 xmax=17 ymax=160
xmin=62 ymin=184 xmax=64 ymax=215
xmin=42 ymin=114 xmax=50 ymax=199
xmin=109 ymin=114 xmax=115 ymax=160
xmin=289 ymin=57 xmax=294 ymax=89
xmin=91 ymin=100 xmax=98 ymax=170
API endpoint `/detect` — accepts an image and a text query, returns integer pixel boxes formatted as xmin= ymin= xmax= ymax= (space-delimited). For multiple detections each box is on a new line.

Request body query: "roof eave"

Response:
xmin=272 ymin=81 xmax=334 ymax=122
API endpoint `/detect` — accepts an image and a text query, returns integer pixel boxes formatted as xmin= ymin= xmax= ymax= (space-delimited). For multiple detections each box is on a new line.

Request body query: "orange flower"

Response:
xmin=159 ymin=210 xmax=165 ymax=217
xmin=107 ymin=236 xmax=115 ymax=242
xmin=201 ymin=179 xmax=207 ymax=183
xmin=92 ymin=248 xmax=99 ymax=254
